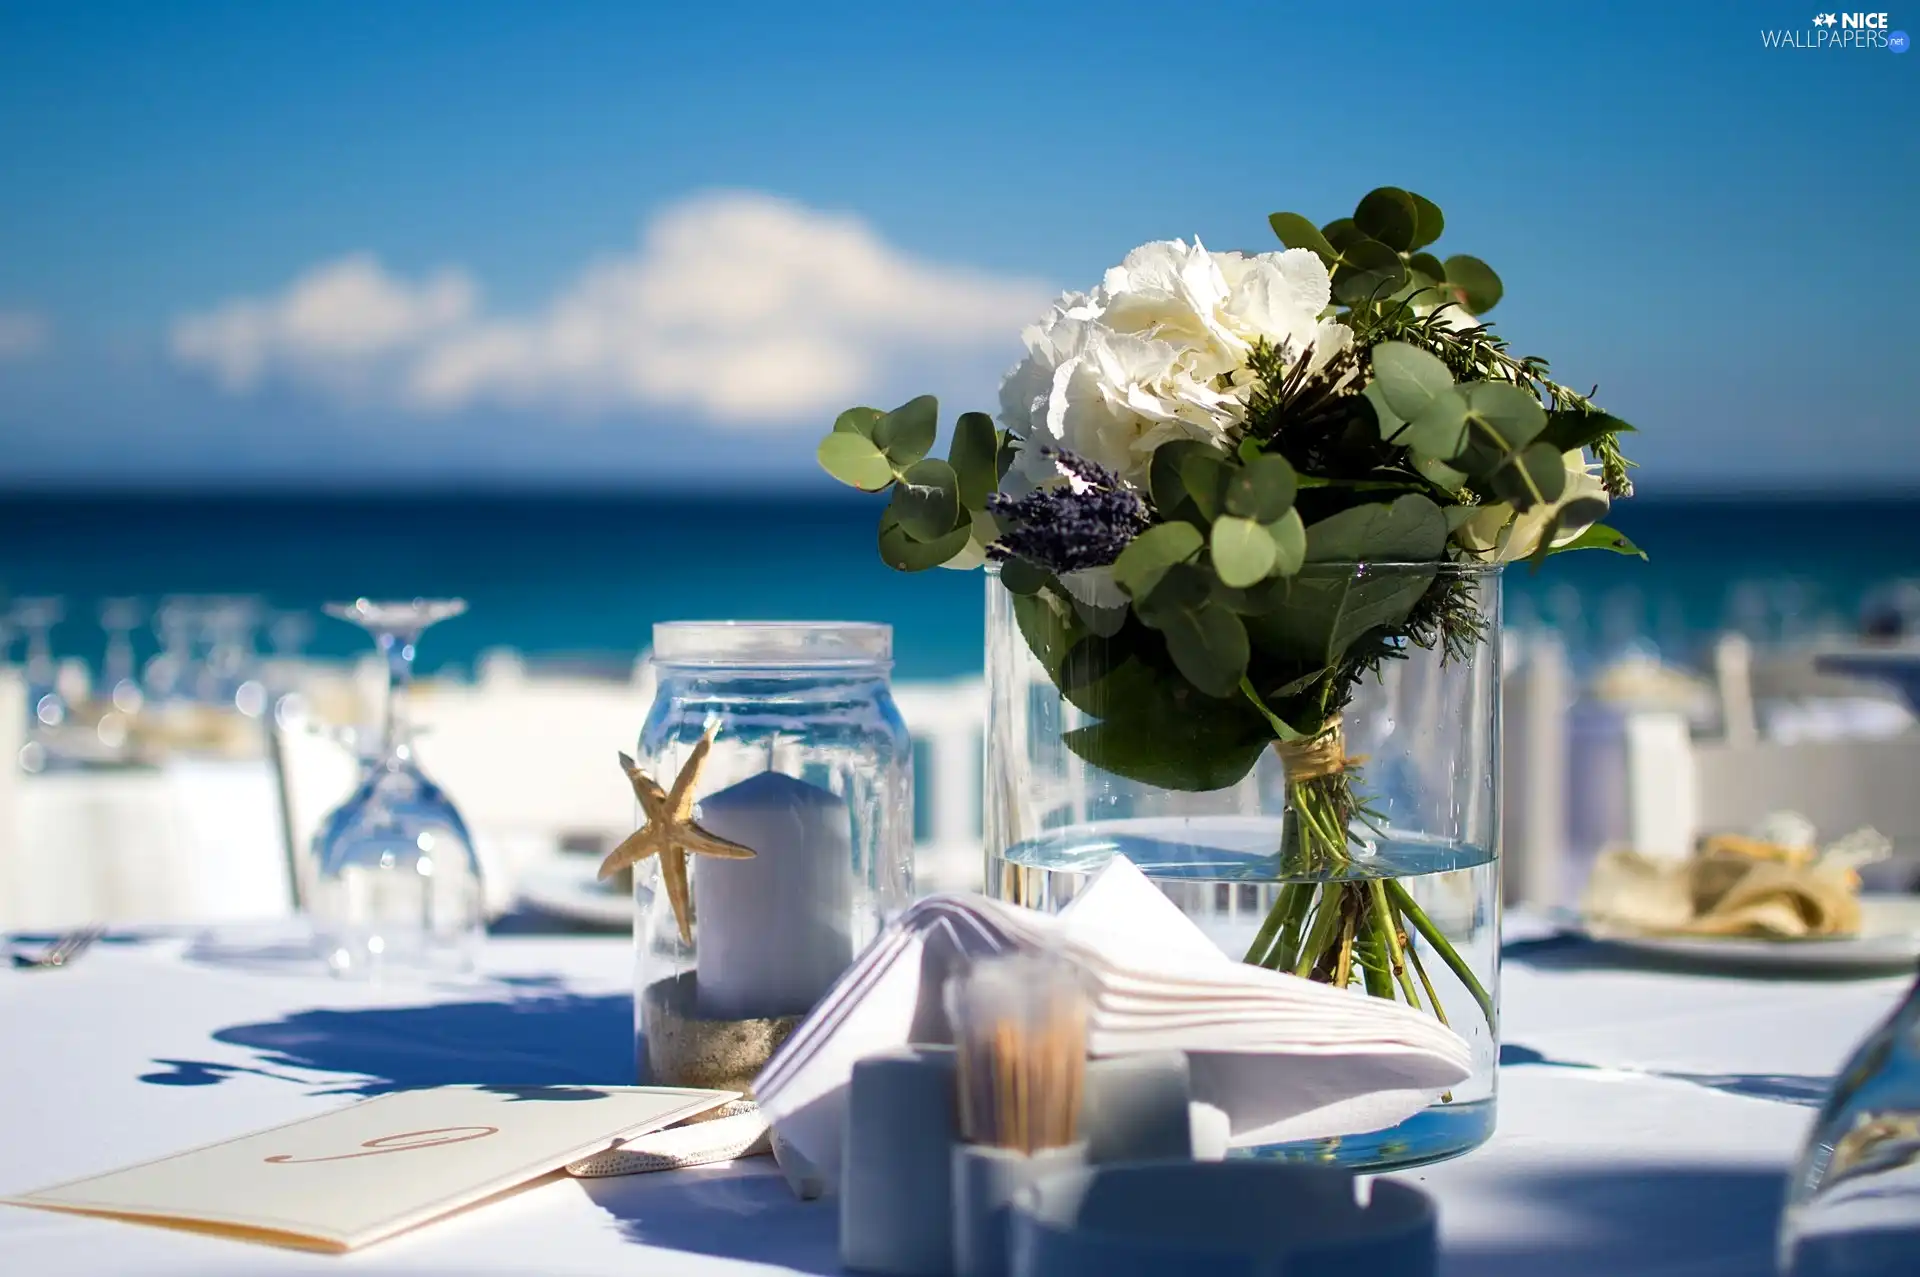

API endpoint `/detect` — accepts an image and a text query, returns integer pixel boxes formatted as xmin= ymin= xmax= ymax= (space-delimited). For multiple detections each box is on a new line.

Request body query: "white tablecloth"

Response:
xmin=0 ymin=923 xmax=1907 ymax=1276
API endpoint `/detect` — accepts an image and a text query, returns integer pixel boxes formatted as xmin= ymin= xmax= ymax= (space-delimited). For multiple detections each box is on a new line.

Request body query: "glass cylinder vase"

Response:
xmin=632 ymin=621 xmax=913 ymax=1096
xmin=984 ymin=563 xmax=1502 ymax=1170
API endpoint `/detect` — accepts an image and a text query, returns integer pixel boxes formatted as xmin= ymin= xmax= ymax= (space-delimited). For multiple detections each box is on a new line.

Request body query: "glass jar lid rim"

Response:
xmin=651 ymin=620 xmax=892 ymax=667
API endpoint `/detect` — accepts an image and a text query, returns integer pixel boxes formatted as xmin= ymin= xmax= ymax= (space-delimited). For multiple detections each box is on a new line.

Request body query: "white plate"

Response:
xmin=1583 ymin=895 xmax=1920 ymax=973
xmin=516 ymin=858 xmax=636 ymax=930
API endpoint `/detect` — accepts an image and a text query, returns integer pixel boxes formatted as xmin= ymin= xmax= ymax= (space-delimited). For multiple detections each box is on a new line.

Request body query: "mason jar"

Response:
xmin=632 ymin=621 xmax=913 ymax=1095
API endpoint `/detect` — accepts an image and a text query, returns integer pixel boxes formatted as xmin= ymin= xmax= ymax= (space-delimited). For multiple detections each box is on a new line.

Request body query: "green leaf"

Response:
xmin=1112 ymin=522 xmax=1204 ymax=601
xmin=1370 ymin=341 xmax=1456 ymax=423
xmin=1265 ymin=508 xmax=1307 ymax=576
xmin=1407 ymin=194 xmax=1445 ymax=251
xmin=888 ymin=458 xmax=962 ymax=541
xmin=1361 ymin=381 xmax=1405 ymax=442
xmin=1442 ymin=255 xmax=1503 ymax=314
xmin=1401 ymin=387 xmax=1471 ymax=461
xmin=1211 ymin=515 xmax=1277 ymax=588
xmin=1462 ymin=381 xmax=1548 ymax=452
xmin=995 ymin=431 xmax=1019 ymax=481
xmin=1010 ymin=589 xmax=1079 ymax=679
xmin=1149 ymin=439 xmax=1215 ymax=517
xmin=948 ymin=411 xmax=998 ymax=509
xmin=833 ymin=406 xmax=884 ymax=437
xmin=1540 ymin=410 xmax=1636 ymax=455
xmin=1057 ymin=633 xmax=1165 ymax=718
xmin=878 ymin=509 xmax=969 ymax=571
xmin=1407 ymin=251 xmax=1446 ymax=282
xmin=1267 ymin=212 xmax=1337 ymax=265
xmin=1139 ymin=578 xmax=1249 ymax=699
xmin=872 ymin=395 xmax=938 ymax=465
xmin=1550 ymin=521 xmax=1647 ymax=559
xmin=1303 ymin=494 xmax=1448 ymax=563
xmin=1223 ymin=454 xmax=1297 ymax=523
xmin=997 ymin=556 xmax=1048 ymax=596
xmin=1246 ymin=566 xmax=1439 ymax=666
xmin=1417 ymin=454 xmax=1469 ymax=492
xmin=1063 ymin=710 xmax=1270 ymax=792
xmin=1489 ymin=442 xmax=1568 ymax=511
xmin=817 ymin=433 xmax=896 ymax=491
xmin=1321 ymin=218 xmax=1364 ymax=254
xmin=1353 ymin=186 xmax=1418 ymax=252
xmin=1332 ymin=238 xmax=1408 ymax=306
xmin=1180 ymin=450 xmax=1231 ymax=521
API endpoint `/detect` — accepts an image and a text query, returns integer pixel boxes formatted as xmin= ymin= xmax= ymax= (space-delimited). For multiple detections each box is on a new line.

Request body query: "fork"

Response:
xmin=10 ymin=926 xmax=105 ymax=970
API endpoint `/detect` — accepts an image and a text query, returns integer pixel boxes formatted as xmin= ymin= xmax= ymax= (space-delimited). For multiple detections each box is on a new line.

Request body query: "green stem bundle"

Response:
xmin=1241 ymin=769 xmax=1495 ymax=1050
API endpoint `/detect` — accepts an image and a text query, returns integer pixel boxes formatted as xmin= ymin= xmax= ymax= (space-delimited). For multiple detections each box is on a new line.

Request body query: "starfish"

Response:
xmin=598 ymin=722 xmax=756 ymax=944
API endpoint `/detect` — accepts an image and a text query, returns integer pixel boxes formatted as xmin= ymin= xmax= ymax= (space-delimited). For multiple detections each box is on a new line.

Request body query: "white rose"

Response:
xmin=1455 ymin=450 xmax=1610 ymax=562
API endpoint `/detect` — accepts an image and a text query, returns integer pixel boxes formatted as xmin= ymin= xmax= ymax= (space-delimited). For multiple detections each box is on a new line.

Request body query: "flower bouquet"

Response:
xmin=818 ymin=187 xmax=1642 ymax=1157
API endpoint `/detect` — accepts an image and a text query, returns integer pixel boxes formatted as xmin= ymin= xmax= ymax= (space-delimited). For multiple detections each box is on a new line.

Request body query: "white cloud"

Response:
xmin=169 ymin=191 xmax=1052 ymax=426
xmin=0 ymin=310 xmax=49 ymax=361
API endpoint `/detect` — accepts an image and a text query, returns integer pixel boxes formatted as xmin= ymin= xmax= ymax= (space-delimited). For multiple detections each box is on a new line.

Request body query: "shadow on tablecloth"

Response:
xmin=137 ymin=992 xmax=635 ymax=1094
xmin=1435 ymin=1163 xmax=1787 ymax=1277
xmin=1500 ymin=1042 xmax=1831 ymax=1107
xmin=580 ymin=1165 xmax=838 ymax=1274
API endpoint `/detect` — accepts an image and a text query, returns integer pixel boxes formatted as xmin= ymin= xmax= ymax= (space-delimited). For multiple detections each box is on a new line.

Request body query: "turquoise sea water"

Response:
xmin=0 ymin=492 xmax=1915 ymax=681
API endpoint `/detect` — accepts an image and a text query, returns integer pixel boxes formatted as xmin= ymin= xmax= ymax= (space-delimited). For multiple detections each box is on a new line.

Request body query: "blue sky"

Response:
xmin=0 ymin=0 xmax=1913 ymax=492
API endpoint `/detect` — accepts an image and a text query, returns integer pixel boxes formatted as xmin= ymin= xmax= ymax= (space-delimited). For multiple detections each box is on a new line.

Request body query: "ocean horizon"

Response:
xmin=1 ymin=490 xmax=1915 ymax=683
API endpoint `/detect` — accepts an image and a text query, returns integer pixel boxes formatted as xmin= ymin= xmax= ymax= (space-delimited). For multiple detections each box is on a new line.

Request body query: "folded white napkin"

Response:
xmin=754 ymin=858 xmax=1473 ymax=1177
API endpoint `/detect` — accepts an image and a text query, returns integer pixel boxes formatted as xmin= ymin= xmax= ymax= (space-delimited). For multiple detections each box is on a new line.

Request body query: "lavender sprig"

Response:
xmin=986 ymin=450 xmax=1150 ymax=575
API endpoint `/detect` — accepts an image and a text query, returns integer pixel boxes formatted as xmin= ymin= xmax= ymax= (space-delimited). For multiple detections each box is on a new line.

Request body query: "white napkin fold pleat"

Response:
xmin=754 ymin=858 xmax=1477 ymax=1177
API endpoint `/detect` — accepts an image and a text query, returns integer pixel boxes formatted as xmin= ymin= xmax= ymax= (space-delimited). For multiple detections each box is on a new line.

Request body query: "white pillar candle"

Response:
xmin=692 ymin=770 xmax=855 ymax=1020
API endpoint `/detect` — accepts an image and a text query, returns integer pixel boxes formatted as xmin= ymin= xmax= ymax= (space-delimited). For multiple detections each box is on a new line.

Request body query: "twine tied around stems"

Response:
xmin=1272 ymin=719 xmax=1354 ymax=782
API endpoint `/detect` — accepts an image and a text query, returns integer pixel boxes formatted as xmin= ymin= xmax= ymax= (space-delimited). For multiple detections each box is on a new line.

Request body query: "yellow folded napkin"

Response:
xmin=1584 ymin=825 xmax=1889 ymax=940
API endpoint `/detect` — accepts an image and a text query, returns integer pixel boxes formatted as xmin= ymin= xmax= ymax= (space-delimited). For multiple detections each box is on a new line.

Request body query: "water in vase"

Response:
xmin=990 ymin=814 xmax=1499 ymax=1170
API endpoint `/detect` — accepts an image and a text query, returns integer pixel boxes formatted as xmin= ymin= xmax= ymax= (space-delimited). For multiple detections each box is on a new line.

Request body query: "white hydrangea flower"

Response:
xmin=997 ymin=238 xmax=1350 ymax=493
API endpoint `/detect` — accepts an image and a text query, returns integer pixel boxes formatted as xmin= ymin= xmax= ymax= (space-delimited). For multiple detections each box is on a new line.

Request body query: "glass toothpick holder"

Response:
xmin=630 ymin=622 xmax=912 ymax=1095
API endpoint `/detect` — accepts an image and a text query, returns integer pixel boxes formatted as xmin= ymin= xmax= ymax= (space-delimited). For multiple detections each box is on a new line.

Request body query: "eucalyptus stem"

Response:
xmin=1371 ymin=879 xmax=1425 ymax=1012
xmin=1405 ymin=934 xmax=1450 ymax=1030
xmin=1387 ymin=878 xmax=1495 ymax=1031
xmin=1292 ymin=889 xmax=1345 ymax=980
xmin=1243 ymin=882 xmax=1302 ymax=967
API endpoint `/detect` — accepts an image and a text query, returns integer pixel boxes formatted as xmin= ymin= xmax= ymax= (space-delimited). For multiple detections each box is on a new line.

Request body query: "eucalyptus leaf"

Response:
xmin=1304 ymin=494 xmax=1447 ymax=563
xmin=1489 ymin=442 xmax=1568 ymax=511
xmin=1370 ymin=341 xmax=1456 ymax=422
xmin=1180 ymin=450 xmax=1231 ymax=520
xmin=872 ymin=395 xmax=938 ymax=465
xmin=1462 ymin=381 xmax=1548 ymax=452
xmin=889 ymin=458 xmax=962 ymax=541
xmin=1361 ymin=381 xmax=1405 ymax=442
xmin=1150 ymin=595 xmax=1249 ymax=699
xmin=1112 ymin=522 xmax=1204 ymax=600
xmin=1442 ymin=255 xmax=1503 ymax=314
xmin=995 ymin=431 xmax=1018 ymax=481
xmin=1071 ymin=591 xmax=1130 ymax=638
xmin=1332 ymin=238 xmax=1408 ymax=306
xmin=1321 ymin=218 xmax=1364 ymax=254
xmin=1211 ymin=515 xmax=1277 ymax=589
xmin=1267 ymin=212 xmax=1337 ymax=265
xmin=1408 ymin=251 xmax=1447 ymax=282
xmin=1010 ymin=588 xmax=1079 ymax=679
xmin=1550 ymin=522 xmax=1647 ymax=559
xmin=1407 ymin=194 xmax=1445 ymax=251
xmin=878 ymin=509 xmax=970 ymax=571
xmin=1223 ymin=454 xmax=1297 ymax=522
xmin=1265 ymin=507 xmax=1307 ymax=576
xmin=833 ymin=406 xmax=884 ymax=438
xmin=1353 ymin=187 xmax=1418 ymax=252
xmin=948 ymin=411 xmax=998 ymax=509
xmin=1149 ymin=439 xmax=1216 ymax=518
xmin=1058 ymin=633 xmax=1166 ymax=718
xmin=1417 ymin=454 xmax=1469 ymax=492
xmin=1401 ymin=387 xmax=1471 ymax=461
xmin=817 ymin=433 xmax=897 ymax=492
xmin=998 ymin=556 xmax=1048 ymax=596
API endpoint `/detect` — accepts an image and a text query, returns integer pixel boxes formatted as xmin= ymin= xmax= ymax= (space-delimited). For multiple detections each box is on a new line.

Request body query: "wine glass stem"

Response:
xmin=379 ymin=630 xmax=416 ymax=761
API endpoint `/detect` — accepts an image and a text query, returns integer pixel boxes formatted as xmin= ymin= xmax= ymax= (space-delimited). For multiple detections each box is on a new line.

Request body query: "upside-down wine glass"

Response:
xmin=310 ymin=599 xmax=483 ymax=978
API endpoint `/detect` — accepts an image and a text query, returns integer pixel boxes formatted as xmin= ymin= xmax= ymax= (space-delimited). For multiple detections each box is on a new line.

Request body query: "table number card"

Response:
xmin=3 ymin=1084 xmax=735 ymax=1252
